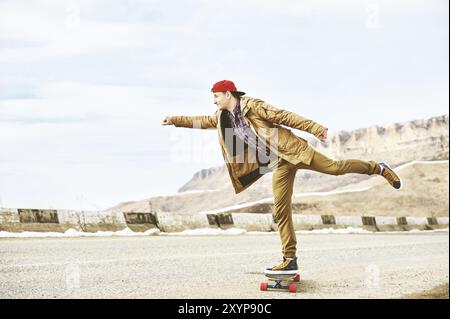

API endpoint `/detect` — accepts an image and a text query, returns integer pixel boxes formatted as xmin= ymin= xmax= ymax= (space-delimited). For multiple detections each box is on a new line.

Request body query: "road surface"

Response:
xmin=0 ymin=231 xmax=448 ymax=298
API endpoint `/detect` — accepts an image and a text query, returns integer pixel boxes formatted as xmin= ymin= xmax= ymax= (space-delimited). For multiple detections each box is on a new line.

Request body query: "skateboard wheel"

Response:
xmin=260 ymin=282 xmax=268 ymax=291
xmin=294 ymin=274 xmax=301 ymax=282
xmin=288 ymin=283 xmax=297 ymax=293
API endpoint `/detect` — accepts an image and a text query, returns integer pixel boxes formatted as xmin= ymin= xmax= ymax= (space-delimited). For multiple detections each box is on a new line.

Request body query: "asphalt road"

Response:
xmin=0 ymin=231 xmax=448 ymax=298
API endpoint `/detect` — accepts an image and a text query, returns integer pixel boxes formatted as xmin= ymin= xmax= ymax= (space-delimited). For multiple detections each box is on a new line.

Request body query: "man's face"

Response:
xmin=213 ymin=92 xmax=229 ymax=110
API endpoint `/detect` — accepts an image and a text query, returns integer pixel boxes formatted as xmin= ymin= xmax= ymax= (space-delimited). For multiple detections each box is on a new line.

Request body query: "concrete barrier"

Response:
xmin=375 ymin=216 xmax=403 ymax=231
xmin=404 ymin=216 xmax=429 ymax=231
xmin=1 ymin=208 xmax=128 ymax=233
xmin=0 ymin=208 xmax=21 ymax=232
xmin=215 ymin=212 xmax=234 ymax=229
xmin=123 ymin=212 xmax=158 ymax=232
xmin=57 ymin=209 xmax=127 ymax=232
xmin=231 ymin=213 xmax=274 ymax=232
xmin=56 ymin=209 xmax=84 ymax=231
xmin=16 ymin=209 xmax=65 ymax=232
xmin=156 ymin=212 xmax=212 ymax=232
xmin=321 ymin=215 xmax=336 ymax=225
xmin=423 ymin=217 xmax=447 ymax=230
xmin=361 ymin=216 xmax=378 ymax=231
xmin=292 ymin=215 xmax=323 ymax=230
xmin=437 ymin=217 xmax=449 ymax=226
xmin=335 ymin=216 xmax=364 ymax=228
xmin=0 ymin=207 xmax=448 ymax=234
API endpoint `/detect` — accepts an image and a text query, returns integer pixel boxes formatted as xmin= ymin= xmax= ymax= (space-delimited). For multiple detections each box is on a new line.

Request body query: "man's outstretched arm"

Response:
xmin=252 ymin=98 xmax=328 ymax=140
xmin=161 ymin=111 xmax=218 ymax=129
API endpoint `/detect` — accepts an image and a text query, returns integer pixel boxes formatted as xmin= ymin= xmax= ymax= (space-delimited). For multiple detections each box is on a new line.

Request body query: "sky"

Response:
xmin=0 ymin=0 xmax=448 ymax=210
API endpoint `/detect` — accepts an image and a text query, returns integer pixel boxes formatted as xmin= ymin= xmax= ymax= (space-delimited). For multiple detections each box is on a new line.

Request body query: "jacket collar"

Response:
xmin=240 ymin=96 xmax=250 ymax=116
xmin=218 ymin=96 xmax=251 ymax=120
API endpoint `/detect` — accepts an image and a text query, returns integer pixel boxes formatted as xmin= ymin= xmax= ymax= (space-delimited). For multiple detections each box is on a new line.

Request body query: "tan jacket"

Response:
xmin=171 ymin=96 xmax=327 ymax=194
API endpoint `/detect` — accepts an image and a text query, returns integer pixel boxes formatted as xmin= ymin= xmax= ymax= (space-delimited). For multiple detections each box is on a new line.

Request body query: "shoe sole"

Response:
xmin=380 ymin=162 xmax=403 ymax=190
xmin=264 ymin=269 xmax=298 ymax=275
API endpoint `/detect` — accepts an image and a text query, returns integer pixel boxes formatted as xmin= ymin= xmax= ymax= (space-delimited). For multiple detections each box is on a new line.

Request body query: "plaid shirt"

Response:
xmin=227 ymin=100 xmax=278 ymax=168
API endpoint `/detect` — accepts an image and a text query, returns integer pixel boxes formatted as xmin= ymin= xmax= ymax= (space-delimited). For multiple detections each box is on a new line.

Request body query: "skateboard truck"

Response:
xmin=260 ymin=273 xmax=300 ymax=293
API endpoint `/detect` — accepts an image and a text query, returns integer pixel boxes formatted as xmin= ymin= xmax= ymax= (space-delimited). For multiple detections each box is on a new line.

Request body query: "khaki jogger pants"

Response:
xmin=272 ymin=148 xmax=381 ymax=258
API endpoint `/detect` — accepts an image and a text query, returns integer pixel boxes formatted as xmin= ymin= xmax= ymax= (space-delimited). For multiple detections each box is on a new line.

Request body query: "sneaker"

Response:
xmin=264 ymin=257 xmax=298 ymax=275
xmin=378 ymin=162 xmax=402 ymax=190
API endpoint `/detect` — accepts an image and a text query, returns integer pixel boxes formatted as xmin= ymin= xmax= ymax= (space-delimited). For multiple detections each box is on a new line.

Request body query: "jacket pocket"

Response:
xmin=276 ymin=126 xmax=293 ymax=150
xmin=285 ymin=135 xmax=309 ymax=154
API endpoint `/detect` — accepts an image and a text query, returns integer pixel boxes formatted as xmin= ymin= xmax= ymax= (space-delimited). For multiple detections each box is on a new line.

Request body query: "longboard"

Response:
xmin=260 ymin=273 xmax=301 ymax=293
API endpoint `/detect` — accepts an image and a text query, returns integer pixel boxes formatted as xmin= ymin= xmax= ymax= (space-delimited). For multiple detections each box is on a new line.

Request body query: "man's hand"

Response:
xmin=162 ymin=116 xmax=173 ymax=126
xmin=318 ymin=128 xmax=328 ymax=142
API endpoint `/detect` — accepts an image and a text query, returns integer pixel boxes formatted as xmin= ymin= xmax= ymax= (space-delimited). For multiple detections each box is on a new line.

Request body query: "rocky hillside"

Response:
xmin=110 ymin=114 xmax=449 ymax=215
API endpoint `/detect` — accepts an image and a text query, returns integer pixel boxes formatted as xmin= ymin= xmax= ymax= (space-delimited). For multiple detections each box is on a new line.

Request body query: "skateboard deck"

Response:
xmin=260 ymin=273 xmax=301 ymax=293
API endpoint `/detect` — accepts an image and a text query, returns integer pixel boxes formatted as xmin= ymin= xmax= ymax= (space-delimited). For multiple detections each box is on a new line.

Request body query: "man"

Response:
xmin=162 ymin=80 xmax=402 ymax=274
